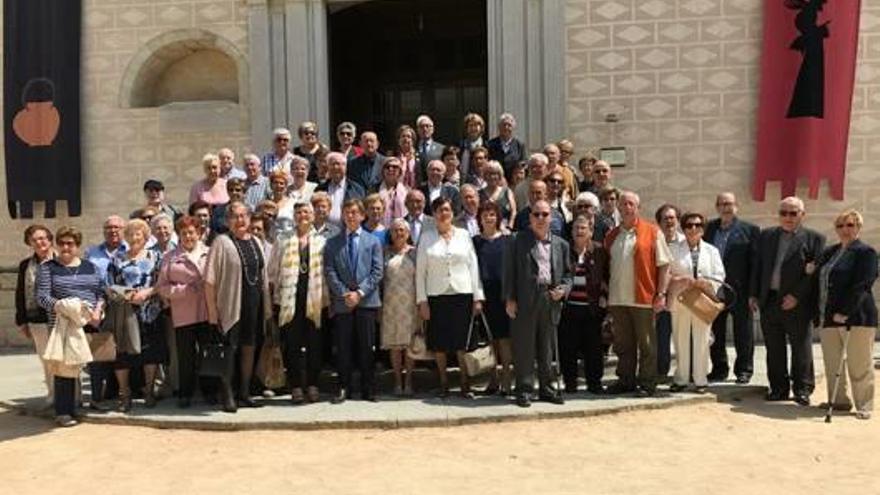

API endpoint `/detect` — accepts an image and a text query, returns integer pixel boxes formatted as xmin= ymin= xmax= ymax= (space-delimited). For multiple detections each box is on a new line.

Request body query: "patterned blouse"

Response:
xmin=107 ymin=249 xmax=163 ymax=324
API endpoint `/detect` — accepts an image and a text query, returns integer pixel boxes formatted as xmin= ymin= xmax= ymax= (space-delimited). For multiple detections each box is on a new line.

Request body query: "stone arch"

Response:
xmin=119 ymin=29 xmax=249 ymax=109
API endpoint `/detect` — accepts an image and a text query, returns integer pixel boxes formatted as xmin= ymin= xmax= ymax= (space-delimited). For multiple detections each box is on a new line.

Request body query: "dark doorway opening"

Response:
xmin=328 ymin=0 xmax=488 ymax=150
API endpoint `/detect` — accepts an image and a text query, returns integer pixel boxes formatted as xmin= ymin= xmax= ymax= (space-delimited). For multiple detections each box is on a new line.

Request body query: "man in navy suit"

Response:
xmin=487 ymin=113 xmax=527 ymax=180
xmin=415 ymin=115 xmax=445 ymax=183
xmin=346 ymin=132 xmax=384 ymax=191
xmin=324 ymin=198 xmax=384 ymax=402
xmin=419 ymin=160 xmax=461 ymax=216
xmin=703 ymin=192 xmax=761 ymax=384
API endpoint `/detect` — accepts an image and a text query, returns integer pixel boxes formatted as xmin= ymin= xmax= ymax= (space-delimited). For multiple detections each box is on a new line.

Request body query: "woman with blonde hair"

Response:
xmin=459 ymin=113 xmax=485 ymax=179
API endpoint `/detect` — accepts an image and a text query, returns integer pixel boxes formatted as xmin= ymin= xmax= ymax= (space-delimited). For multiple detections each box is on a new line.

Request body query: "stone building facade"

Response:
xmin=0 ymin=0 xmax=879 ymax=345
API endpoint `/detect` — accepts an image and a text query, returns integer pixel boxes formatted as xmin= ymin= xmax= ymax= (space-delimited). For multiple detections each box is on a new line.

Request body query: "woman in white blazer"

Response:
xmin=667 ymin=212 xmax=726 ymax=393
xmin=416 ymin=196 xmax=484 ymax=398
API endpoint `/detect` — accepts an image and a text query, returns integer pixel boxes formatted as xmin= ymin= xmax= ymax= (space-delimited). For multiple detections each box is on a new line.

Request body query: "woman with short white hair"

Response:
xmin=189 ymin=153 xmax=229 ymax=206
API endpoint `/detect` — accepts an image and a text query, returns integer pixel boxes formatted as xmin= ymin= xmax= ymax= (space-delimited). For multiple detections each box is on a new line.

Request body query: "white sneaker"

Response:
xmin=54 ymin=415 xmax=78 ymax=428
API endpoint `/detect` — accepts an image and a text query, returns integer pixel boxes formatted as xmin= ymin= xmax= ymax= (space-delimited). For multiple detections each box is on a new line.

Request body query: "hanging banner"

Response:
xmin=753 ymin=0 xmax=861 ymax=201
xmin=3 ymin=0 xmax=82 ymax=218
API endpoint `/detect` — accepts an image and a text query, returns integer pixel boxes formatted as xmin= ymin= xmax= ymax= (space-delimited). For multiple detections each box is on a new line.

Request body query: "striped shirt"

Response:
xmin=36 ymin=259 xmax=106 ymax=328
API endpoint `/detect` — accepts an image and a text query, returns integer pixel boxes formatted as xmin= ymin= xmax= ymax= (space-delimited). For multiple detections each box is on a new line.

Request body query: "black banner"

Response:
xmin=3 ymin=0 xmax=82 ymax=218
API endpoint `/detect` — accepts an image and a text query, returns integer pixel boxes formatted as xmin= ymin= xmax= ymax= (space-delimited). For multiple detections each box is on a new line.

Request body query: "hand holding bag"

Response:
xmin=676 ymin=277 xmax=736 ymax=326
xmin=407 ymin=321 xmax=434 ymax=361
xmin=86 ymin=332 xmax=117 ymax=362
xmin=461 ymin=311 xmax=497 ymax=377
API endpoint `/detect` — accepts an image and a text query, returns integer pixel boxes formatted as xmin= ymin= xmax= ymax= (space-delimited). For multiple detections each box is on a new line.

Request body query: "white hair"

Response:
xmin=619 ymin=190 xmax=641 ymax=206
xmin=498 ymin=112 xmax=516 ymax=127
xmin=272 ymin=127 xmax=292 ymax=139
xmin=528 ymin=153 xmax=549 ymax=166
xmin=779 ymin=196 xmax=805 ymax=212
xmin=575 ymin=191 xmax=600 ymax=208
xmin=416 ymin=115 xmax=434 ymax=127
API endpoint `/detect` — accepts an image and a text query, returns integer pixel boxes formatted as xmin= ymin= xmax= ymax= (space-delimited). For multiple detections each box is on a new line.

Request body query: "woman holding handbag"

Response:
xmin=155 ymin=216 xmax=210 ymax=408
xmin=667 ymin=212 xmax=725 ymax=393
xmin=381 ymin=219 xmax=419 ymax=396
xmin=416 ymin=196 xmax=484 ymax=398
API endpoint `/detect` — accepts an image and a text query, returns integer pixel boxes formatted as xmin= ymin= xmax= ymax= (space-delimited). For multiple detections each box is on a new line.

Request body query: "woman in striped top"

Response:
xmin=36 ymin=226 xmax=105 ymax=427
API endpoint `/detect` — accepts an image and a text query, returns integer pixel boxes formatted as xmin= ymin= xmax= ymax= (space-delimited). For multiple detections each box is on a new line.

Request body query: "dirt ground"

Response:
xmin=1 ymin=373 xmax=878 ymax=495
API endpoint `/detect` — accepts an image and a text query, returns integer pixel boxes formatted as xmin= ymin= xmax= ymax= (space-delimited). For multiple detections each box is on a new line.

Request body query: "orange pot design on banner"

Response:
xmin=12 ymin=77 xmax=60 ymax=147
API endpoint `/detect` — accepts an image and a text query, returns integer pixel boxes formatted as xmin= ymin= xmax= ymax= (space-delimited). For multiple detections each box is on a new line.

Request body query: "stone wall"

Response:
xmin=564 ymin=0 xmax=880 ymax=246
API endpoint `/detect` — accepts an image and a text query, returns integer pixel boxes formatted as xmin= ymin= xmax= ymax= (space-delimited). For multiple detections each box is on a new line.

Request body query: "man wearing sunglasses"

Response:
xmin=750 ymin=196 xmax=825 ymax=406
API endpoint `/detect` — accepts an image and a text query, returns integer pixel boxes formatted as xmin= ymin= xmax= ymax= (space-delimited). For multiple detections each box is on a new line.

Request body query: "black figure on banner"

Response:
xmin=786 ymin=0 xmax=830 ymax=119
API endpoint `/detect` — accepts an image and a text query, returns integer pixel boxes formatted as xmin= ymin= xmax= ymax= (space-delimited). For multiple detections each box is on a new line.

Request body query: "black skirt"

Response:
xmin=427 ymin=293 xmax=473 ymax=353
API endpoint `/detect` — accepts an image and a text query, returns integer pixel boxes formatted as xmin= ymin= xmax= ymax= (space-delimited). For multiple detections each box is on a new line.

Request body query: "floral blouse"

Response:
xmin=107 ymin=249 xmax=163 ymax=324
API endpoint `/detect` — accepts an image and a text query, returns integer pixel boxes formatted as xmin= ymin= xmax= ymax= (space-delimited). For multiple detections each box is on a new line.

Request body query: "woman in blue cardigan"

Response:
xmin=816 ymin=209 xmax=878 ymax=420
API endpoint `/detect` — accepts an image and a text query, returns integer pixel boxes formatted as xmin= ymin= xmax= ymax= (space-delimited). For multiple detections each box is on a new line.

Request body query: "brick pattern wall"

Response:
xmin=564 ymin=0 xmax=880 ymax=246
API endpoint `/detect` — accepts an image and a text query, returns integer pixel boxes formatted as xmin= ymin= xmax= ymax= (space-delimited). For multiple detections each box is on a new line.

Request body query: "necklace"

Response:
xmin=233 ymin=236 xmax=262 ymax=287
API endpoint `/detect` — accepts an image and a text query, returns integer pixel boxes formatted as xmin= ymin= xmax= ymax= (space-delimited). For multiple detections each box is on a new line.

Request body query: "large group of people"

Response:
xmin=14 ymin=112 xmax=877 ymax=427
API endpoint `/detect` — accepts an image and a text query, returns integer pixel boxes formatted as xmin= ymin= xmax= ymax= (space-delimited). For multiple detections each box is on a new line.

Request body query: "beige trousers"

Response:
xmin=819 ymin=326 xmax=875 ymax=413
xmin=29 ymin=323 xmax=54 ymax=402
xmin=670 ymin=304 xmax=712 ymax=387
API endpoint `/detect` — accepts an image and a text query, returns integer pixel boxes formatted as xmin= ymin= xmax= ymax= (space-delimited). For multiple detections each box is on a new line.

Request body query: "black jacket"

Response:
xmin=816 ymin=239 xmax=878 ymax=327
xmin=703 ymin=217 xmax=760 ymax=291
xmin=487 ymin=136 xmax=527 ymax=179
xmin=750 ymin=226 xmax=825 ymax=318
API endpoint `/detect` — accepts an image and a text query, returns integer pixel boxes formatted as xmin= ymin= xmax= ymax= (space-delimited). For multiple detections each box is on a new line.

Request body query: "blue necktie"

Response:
xmin=347 ymin=232 xmax=358 ymax=276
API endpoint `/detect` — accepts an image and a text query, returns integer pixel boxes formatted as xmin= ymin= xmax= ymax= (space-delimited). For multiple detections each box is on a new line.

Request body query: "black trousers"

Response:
xmin=283 ymin=316 xmax=322 ymax=389
xmin=710 ymin=296 xmax=754 ymax=378
xmin=559 ymin=303 xmax=605 ymax=388
xmin=761 ymin=293 xmax=815 ymax=396
xmin=54 ymin=376 xmax=76 ymax=417
xmin=334 ymin=308 xmax=377 ymax=394
xmin=175 ymin=322 xmax=211 ymax=399
xmin=655 ymin=310 xmax=672 ymax=377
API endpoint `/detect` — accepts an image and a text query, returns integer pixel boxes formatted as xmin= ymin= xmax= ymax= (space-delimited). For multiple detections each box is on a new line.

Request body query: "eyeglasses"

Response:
xmin=275 ymin=137 xmax=290 ymax=142
xmin=683 ymin=223 xmax=703 ymax=230
xmin=835 ymin=222 xmax=856 ymax=229
xmin=779 ymin=210 xmax=800 ymax=217
xmin=338 ymin=131 xmax=353 ymax=137
xmin=546 ymin=178 xmax=563 ymax=184
xmin=531 ymin=211 xmax=551 ymax=218
xmin=302 ymin=130 xmax=317 ymax=136
xmin=57 ymin=240 xmax=76 ymax=247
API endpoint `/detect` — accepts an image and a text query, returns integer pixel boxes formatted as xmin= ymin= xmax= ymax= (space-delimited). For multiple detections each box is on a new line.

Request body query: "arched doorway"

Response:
xmin=328 ymin=0 xmax=487 ymax=148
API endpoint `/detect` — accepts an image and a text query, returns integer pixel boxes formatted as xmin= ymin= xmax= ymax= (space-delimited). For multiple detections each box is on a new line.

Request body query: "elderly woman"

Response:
xmin=378 ymin=157 xmax=408 ymax=226
xmin=189 ymin=153 xmax=229 ymax=206
xmin=395 ymin=124 xmax=419 ymax=189
xmin=816 ymin=209 xmax=878 ymax=420
xmin=108 ymin=219 xmax=165 ymax=411
xmin=155 ymin=216 xmax=210 ymax=408
xmin=458 ymin=113 xmax=485 ymax=179
xmin=416 ymin=196 xmax=485 ymax=398
xmin=466 ymin=146 xmax=489 ymax=189
xmin=596 ymin=186 xmax=621 ymax=235
xmin=472 ymin=201 xmax=513 ymax=395
xmin=294 ymin=121 xmax=328 ymax=182
xmin=16 ymin=225 xmax=55 ymax=405
xmin=559 ymin=216 xmax=609 ymax=394
xmin=288 ymin=156 xmax=317 ymax=204
xmin=479 ymin=160 xmax=517 ymax=230
xmin=441 ymin=145 xmax=462 ymax=187
xmin=206 ymin=201 xmax=272 ymax=410
xmin=362 ymin=193 xmax=389 ymax=245
xmin=268 ymin=170 xmax=295 ymax=221
xmin=150 ymin=214 xmax=176 ymax=256
xmin=37 ymin=226 xmax=105 ymax=427
xmin=566 ymin=191 xmax=599 ymax=240
xmin=268 ymin=202 xmax=326 ymax=404
xmin=655 ymin=204 xmax=683 ymax=381
xmin=382 ymin=219 xmax=418 ymax=395
xmin=335 ymin=121 xmax=362 ymax=160
xmin=667 ymin=212 xmax=725 ymax=393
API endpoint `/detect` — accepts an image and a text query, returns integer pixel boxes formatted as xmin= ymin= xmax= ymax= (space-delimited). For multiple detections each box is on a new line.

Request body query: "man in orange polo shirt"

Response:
xmin=604 ymin=191 xmax=671 ymax=396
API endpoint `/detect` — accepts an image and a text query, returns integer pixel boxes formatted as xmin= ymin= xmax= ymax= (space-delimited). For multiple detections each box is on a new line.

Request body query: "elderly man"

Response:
xmin=544 ymin=143 xmax=577 ymax=201
xmin=316 ymin=151 xmax=366 ymax=225
xmin=420 ymin=160 xmax=461 ymax=216
xmin=219 ymin=148 xmax=246 ymax=180
xmin=587 ymin=160 xmax=613 ymax=195
xmin=261 ymin=127 xmax=295 ymax=176
xmin=454 ymin=184 xmax=481 ymax=236
xmin=604 ymin=191 xmax=671 ymax=396
xmin=132 ymin=179 xmax=181 ymax=222
xmin=242 ymin=153 xmax=270 ymax=210
xmin=513 ymin=180 xmax=565 ymax=237
xmin=514 ymin=153 xmax=549 ymax=212
xmin=377 ymin=157 xmax=408 ymax=226
xmin=311 ymin=191 xmax=341 ymax=240
xmin=566 ymin=191 xmax=600 ymax=241
xmin=403 ymin=189 xmax=435 ymax=245
xmin=85 ymin=215 xmax=127 ymax=281
xmin=750 ymin=196 xmax=825 ymax=405
xmin=346 ymin=131 xmax=385 ymax=191
xmin=704 ymin=192 xmax=761 ymax=384
xmin=415 ymin=114 xmax=445 ymax=182
xmin=504 ymin=199 xmax=572 ymax=407
xmin=487 ymin=112 xmax=527 ymax=179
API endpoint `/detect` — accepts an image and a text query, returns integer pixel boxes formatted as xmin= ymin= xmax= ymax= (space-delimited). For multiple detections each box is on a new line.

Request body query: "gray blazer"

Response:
xmin=502 ymin=229 xmax=573 ymax=325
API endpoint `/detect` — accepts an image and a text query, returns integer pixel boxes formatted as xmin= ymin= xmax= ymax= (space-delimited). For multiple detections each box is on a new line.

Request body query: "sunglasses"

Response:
xmin=835 ymin=222 xmax=856 ymax=229
xmin=531 ymin=212 xmax=551 ymax=218
xmin=338 ymin=131 xmax=353 ymax=137
xmin=683 ymin=223 xmax=703 ymax=230
xmin=302 ymin=130 xmax=317 ymax=136
xmin=779 ymin=210 xmax=800 ymax=217
xmin=547 ymin=178 xmax=563 ymax=184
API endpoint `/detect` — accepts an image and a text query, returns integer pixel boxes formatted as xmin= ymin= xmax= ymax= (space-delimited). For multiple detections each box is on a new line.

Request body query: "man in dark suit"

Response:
xmin=315 ymin=152 xmax=365 ymax=226
xmin=704 ymin=192 xmax=761 ymax=384
xmin=415 ymin=115 xmax=445 ymax=183
xmin=420 ymin=159 xmax=461 ymax=216
xmin=486 ymin=112 xmax=527 ymax=180
xmin=750 ymin=196 xmax=825 ymax=406
xmin=513 ymin=179 xmax=565 ymax=237
xmin=503 ymin=200 xmax=573 ymax=407
xmin=346 ymin=131 xmax=384 ymax=191
xmin=324 ymin=198 xmax=384 ymax=403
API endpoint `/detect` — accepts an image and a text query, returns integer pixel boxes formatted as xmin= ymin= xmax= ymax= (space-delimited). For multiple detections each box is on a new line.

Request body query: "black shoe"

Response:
xmin=638 ymin=385 xmax=657 ymax=397
xmin=587 ymin=384 xmax=605 ymax=395
xmin=237 ymin=397 xmax=263 ymax=408
xmin=177 ymin=398 xmax=191 ymax=409
xmin=538 ymin=393 xmax=565 ymax=405
xmin=606 ymin=383 xmax=636 ymax=395
xmin=765 ymin=390 xmax=789 ymax=401
xmin=564 ymin=383 xmax=578 ymax=394
xmin=361 ymin=392 xmax=378 ymax=402
xmin=669 ymin=383 xmax=687 ymax=393
xmin=89 ymin=400 xmax=110 ymax=412
xmin=331 ymin=388 xmax=348 ymax=404
xmin=793 ymin=394 xmax=810 ymax=406
xmin=734 ymin=374 xmax=752 ymax=385
xmin=707 ymin=371 xmax=728 ymax=383
xmin=515 ymin=394 xmax=532 ymax=408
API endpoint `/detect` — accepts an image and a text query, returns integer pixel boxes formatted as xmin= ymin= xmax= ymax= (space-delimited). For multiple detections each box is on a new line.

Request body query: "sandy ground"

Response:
xmin=1 ymin=373 xmax=878 ymax=495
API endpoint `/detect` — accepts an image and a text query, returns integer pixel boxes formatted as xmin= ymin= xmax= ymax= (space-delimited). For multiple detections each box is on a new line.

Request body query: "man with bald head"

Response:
xmin=513 ymin=179 xmax=565 ymax=237
xmin=514 ymin=153 xmax=550 ymax=212
xmin=218 ymin=148 xmax=246 ymax=180
xmin=347 ymin=131 xmax=385 ymax=191
xmin=316 ymin=151 xmax=366 ymax=224
xmin=85 ymin=215 xmax=127 ymax=281
xmin=419 ymin=159 xmax=461 ymax=216
xmin=703 ymin=192 xmax=760 ymax=384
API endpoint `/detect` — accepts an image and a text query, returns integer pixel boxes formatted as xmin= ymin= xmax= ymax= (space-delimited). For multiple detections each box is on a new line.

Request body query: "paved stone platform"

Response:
xmin=0 ymin=345 xmax=829 ymax=430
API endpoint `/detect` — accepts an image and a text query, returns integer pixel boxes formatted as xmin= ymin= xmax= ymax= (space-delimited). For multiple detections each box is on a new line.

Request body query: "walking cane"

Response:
xmin=825 ymin=326 xmax=851 ymax=424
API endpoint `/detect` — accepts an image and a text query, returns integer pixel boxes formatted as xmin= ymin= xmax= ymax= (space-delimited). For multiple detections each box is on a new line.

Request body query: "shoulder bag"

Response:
xmin=676 ymin=277 xmax=736 ymax=326
xmin=461 ymin=311 xmax=497 ymax=377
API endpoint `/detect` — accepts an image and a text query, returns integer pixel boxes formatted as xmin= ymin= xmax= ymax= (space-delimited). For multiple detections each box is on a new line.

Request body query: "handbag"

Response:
xmin=461 ymin=311 xmax=497 ymax=377
xmin=86 ymin=332 xmax=117 ymax=362
xmin=199 ymin=327 xmax=236 ymax=378
xmin=407 ymin=322 xmax=434 ymax=361
xmin=676 ymin=277 xmax=736 ymax=326
xmin=257 ymin=340 xmax=286 ymax=389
